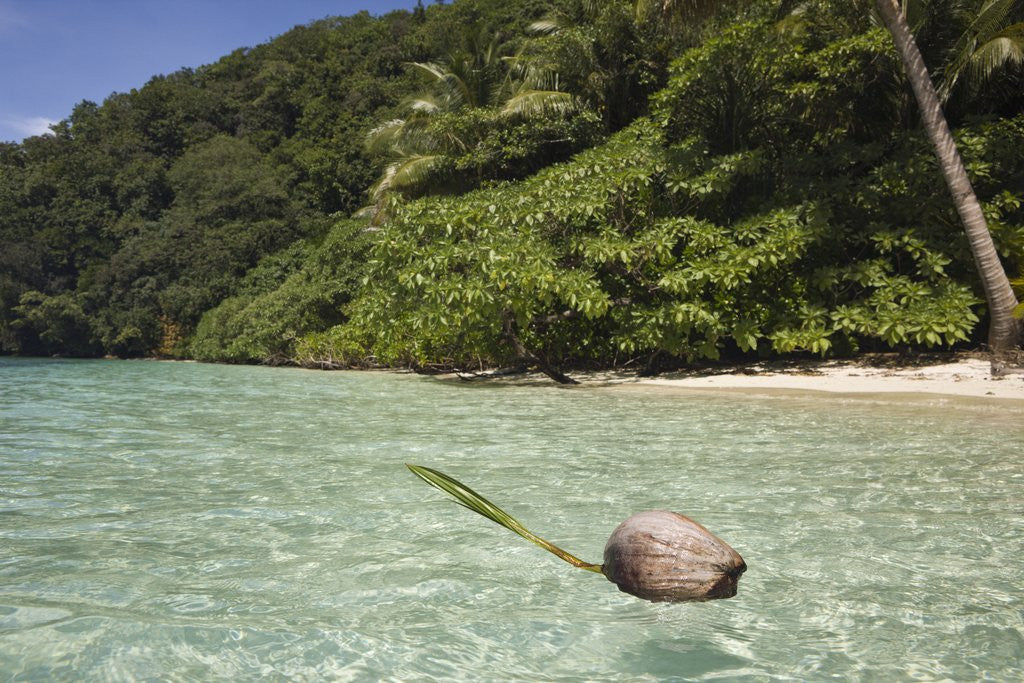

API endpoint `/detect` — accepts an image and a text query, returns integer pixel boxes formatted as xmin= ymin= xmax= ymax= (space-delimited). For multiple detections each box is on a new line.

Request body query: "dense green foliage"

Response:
xmin=2 ymin=0 xmax=1022 ymax=372
xmin=0 ymin=0 xmax=563 ymax=358
xmin=313 ymin=2 xmax=1024 ymax=370
xmin=189 ymin=218 xmax=373 ymax=363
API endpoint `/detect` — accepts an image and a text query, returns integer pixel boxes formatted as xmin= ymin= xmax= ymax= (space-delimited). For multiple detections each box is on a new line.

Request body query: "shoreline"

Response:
xmin=443 ymin=354 xmax=1024 ymax=404
xmin=7 ymin=352 xmax=1024 ymax=403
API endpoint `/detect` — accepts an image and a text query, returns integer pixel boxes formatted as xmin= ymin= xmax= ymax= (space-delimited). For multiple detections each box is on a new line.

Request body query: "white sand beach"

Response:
xmin=449 ymin=354 xmax=1024 ymax=402
xmin=620 ymin=356 xmax=1024 ymax=401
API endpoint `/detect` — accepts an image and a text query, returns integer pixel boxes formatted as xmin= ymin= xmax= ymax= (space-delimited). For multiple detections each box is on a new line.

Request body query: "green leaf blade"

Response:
xmin=405 ymin=464 xmax=602 ymax=573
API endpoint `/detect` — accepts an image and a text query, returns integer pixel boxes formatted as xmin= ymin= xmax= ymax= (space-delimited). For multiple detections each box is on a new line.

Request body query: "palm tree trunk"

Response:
xmin=875 ymin=0 xmax=1021 ymax=351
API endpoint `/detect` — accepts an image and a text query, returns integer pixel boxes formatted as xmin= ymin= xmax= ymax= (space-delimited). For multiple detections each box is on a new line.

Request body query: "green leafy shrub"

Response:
xmin=190 ymin=218 xmax=372 ymax=363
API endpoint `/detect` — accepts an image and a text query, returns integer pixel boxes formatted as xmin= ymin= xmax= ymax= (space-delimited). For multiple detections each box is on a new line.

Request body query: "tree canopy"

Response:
xmin=2 ymin=0 xmax=1021 ymax=371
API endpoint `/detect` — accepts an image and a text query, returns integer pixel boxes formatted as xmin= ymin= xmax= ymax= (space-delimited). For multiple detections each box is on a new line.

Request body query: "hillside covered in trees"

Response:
xmin=2 ymin=0 xmax=1022 ymax=376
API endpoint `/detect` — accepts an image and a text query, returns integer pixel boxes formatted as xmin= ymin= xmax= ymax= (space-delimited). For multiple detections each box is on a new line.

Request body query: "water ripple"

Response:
xmin=1 ymin=358 xmax=1022 ymax=680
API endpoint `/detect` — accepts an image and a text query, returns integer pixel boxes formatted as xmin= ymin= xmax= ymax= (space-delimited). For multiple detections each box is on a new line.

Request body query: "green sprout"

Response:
xmin=406 ymin=464 xmax=603 ymax=574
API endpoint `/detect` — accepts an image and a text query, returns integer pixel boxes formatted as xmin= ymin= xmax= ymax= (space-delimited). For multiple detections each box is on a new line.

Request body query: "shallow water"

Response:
xmin=1 ymin=357 xmax=1022 ymax=681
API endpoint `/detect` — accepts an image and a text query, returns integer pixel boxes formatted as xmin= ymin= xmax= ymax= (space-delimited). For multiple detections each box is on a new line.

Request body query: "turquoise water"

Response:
xmin=1 ymin=358 xmax=1022 ymax=681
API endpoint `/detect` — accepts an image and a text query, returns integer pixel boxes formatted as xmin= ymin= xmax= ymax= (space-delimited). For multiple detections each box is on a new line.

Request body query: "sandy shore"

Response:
xmin=606 ymin=356 xmax=1024 ymax=402
xmin=449 ymin=354 xmax=1024 ymax=402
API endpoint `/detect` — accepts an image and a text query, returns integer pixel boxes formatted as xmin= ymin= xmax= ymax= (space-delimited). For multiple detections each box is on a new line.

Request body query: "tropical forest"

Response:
xmin=2 ymin=0 xmax=1023 ymax=379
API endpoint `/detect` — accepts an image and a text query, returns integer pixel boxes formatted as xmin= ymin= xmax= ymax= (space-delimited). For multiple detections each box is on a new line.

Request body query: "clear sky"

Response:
xmin=0 ymin=0 xmax=420 ymax=143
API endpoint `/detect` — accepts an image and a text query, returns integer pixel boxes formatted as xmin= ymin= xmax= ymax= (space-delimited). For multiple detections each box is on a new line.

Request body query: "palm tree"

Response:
xmin=364 ymin=25 xmax=581 ymax=210
xmin=500 ymin=48 xmax=577 ymax=119
xmin=514 ymin=1 xmax=662 ymax=131
xmin=875 ymin=0 xmax=1021 ymax=351
xmin=364 ymin=27 xmax=508 ymax=206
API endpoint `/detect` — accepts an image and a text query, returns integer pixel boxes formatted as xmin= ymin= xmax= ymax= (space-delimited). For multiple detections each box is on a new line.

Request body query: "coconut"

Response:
xmin=601 ymin=510 xmax=746 ymax=602
xmin=407 ymin=465 xmax=747 ymax=603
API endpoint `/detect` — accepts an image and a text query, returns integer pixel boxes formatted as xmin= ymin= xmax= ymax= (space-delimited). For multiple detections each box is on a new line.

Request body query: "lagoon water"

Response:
xmin=1 ymin=357 xmax=1022 ymax=680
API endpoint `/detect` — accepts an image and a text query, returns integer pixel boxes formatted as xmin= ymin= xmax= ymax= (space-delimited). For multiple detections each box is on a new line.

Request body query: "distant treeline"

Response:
xmin=2 ymin=0 xmax=1022 ymax=373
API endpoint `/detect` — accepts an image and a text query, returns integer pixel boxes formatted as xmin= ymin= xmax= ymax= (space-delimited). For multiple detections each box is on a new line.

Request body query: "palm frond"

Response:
xmin=405 ymin=60 xmax=450 ymax=84
xmin=964 ymin=0 xmax=1017 ymax=39
xmin=375 ymin=154 xmax=441 ymax=197
xmin=398 ymin=124 xmax=455 ymax=157
xmin=636 ymin=0 xmax=721 ymax=25
xmin=528 ymin=18 xmax=563 ymax=35
xmin=366 ymin=115 xmax=444 ymax=157
xmin=406 ymin=464 xmax=602 ymax=572
xmin=408 ymin=95 xmax=443 ymax=114
xmin=502 ymin=89 xmax=577 ymax=118
xmin=967 ymin=24 xmax=1024 ymax=82
xmin=478 ymin=31 xmax=504 ymax=68
xmin=939 ymin=0 xmax=1022 ymax=100
xmin=365 ymin=119 xmax=407 ymax=155
xmin=439 ymin=60 xmax=477 ymax=109
xmin=406 ymin=61 xmax=470 ymax=110
xmin=518 ymin=60 xmax=565 ymax=91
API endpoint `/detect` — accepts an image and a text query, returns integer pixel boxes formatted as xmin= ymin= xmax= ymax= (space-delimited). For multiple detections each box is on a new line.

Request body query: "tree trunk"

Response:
xmin=875 ymin=0 xmax=1021 ymax=351
xmin=501 ymin=310 xmax=579 ymax=384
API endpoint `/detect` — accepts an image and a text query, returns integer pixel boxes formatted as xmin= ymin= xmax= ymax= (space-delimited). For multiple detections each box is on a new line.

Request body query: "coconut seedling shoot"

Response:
xmin=407 ymin=464 xmax=746 ymax=602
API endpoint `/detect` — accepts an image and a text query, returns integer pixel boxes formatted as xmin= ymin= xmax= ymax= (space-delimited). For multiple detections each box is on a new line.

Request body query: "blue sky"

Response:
xmin=0 ymin=0 xmax=420 ymax=143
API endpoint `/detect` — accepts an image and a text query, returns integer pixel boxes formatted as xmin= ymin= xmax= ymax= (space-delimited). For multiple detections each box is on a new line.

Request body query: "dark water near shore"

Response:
xmin=1 ymin=357 xmax=1022 ymax=680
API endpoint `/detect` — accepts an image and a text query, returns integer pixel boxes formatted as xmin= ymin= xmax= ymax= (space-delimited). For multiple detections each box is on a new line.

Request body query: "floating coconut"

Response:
xmin=407 ymin=464 xmax=746 ymax=602
xmin=603 ymin=510 xmax=746 ymax=601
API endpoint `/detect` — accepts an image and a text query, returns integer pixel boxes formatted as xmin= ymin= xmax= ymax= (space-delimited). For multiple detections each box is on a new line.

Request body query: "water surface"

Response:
xmin=1 ymin=358 xmax=1022 ymax=680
